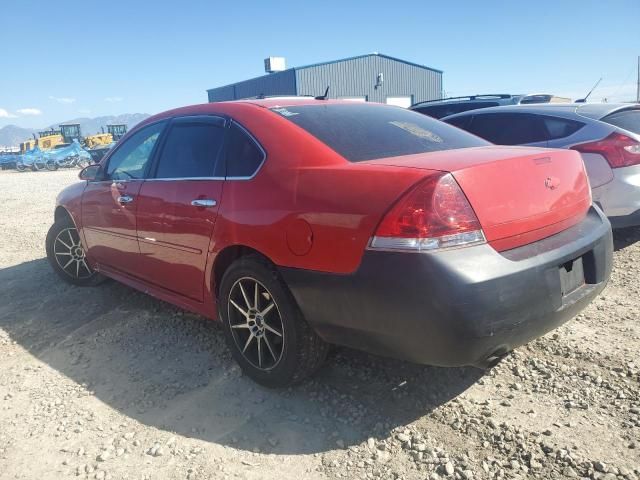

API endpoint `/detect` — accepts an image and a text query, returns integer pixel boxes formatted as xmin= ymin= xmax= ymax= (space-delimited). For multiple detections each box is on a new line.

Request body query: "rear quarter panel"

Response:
xmin=208 ymin=104 xmax=429 ymax=274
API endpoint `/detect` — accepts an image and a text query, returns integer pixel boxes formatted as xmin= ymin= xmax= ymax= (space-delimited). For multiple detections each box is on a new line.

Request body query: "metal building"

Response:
xmin=206 ymin=53 xmax=443 ymax=108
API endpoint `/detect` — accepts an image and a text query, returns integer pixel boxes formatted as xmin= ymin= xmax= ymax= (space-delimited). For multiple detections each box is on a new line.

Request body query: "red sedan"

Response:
xmin=46 ymin=99 xmax=613 ymax=387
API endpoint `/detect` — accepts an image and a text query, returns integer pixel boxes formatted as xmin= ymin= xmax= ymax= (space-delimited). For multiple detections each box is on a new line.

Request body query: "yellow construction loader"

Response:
xmin=19 ymin=123 xmax=128 ymax=157
xmin=19 ymin=138 xmax=37 ymax=153
xmin=37 ymin=129 xmax=64 ymax=150
xmin=19 ymin=129 xmax=64 ymax=153
xmin=84 ymin=131 xmax=113 ymax=149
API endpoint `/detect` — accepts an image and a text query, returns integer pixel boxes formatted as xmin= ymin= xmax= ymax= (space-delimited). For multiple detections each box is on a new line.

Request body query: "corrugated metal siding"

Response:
xmin=207 ymin=70 xmax=296 ymax=102
xmin=208 ymin=85 xmax=236 ymax=102
xmin=295 ymin=55 xmax=441 ymax=104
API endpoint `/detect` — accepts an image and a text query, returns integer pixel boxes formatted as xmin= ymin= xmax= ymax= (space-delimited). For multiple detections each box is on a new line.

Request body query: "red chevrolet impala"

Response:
xmin=46 ymin=99 xmax=613 ymax=387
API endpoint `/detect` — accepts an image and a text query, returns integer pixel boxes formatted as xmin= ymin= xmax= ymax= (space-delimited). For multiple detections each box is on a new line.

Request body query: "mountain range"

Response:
xmin=0 ymin=113 xmax=150 ymax=147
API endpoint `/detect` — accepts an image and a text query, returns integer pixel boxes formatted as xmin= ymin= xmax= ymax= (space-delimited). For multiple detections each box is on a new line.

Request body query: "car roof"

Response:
xmin=230 ymin=97 xmax=389 ymax=108
xmin=573 ymin=103 xmax=640 ymax=120
xmin=443 ymin=103 xmax=639 ymax=121
xmin=151 ymin=98 xmax=387 ymax=119
xmin=411 ymin=94 xmax=517 ymax=107
xmin=135 ymin=98 xmax=397 ymax=133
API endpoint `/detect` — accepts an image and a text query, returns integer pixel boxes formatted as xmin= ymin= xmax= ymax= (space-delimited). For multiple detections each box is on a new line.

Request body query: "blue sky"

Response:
xmin=1 ymin=0 xmax=638 ymax=128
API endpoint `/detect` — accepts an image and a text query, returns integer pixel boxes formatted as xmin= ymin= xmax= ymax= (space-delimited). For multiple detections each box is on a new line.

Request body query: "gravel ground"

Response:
xmin=0 ymin=168 xmax=639 ymax=480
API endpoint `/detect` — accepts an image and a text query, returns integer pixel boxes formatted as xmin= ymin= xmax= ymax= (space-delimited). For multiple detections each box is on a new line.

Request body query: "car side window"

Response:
xmin=105 ymin=122 xmax=165 ymax=180
xmin=467 ymin=113 xmax=547 ymax=145
xmin=542 ymin=116 xmax=584 ymax=140
xmin=224 ymin=123 xmax=264 ymax=178
xmin=154 ymin=121 xmax=225 ymax=178
xmin=445 ymin=115 xmax=473 ymax=130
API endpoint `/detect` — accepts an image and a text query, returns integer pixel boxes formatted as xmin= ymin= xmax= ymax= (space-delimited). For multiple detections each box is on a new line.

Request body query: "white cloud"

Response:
xmin=104 ymin=96 xmax=123 ymax=103
xmin=0 ymin=108 xmax=17 ymax=118
xmin=16 ymin=108 xmax=42 ymax=116
xmin=49 ymin=96 xmax=76 ymax=104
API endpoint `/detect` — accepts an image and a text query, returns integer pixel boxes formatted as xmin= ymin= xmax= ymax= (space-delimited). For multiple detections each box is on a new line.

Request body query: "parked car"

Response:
xmin=410 ymin=93 xmax=570 ymax=119
xmin=442 ymin=103 xmax=640 ymax=228
xmin=46 ymin=99 xmax=613 ymax=387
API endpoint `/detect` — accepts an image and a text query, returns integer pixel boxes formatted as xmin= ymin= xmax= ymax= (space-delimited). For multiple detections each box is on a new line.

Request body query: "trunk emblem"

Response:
xmin=545 ymin=176 xmax=560 ymax=190
xmin=534 ymin=156 xmax=552 ymax=165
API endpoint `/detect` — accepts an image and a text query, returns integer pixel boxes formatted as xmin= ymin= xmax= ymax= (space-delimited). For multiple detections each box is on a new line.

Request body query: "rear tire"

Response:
xmin=46 ymin=216 xmax=105 ymax=286
xmin=219 ymin=255 xmax=329 ymax=388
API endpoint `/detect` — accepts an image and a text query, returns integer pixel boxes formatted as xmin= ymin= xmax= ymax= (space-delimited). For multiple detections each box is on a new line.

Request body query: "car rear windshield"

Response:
xmin=602 ymin=108 xmax=640 ymax=134
xmin=270 ymin=104 xmax=489 ymax=162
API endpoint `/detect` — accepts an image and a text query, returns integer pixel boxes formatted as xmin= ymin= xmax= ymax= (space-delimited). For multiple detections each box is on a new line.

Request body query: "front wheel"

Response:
xmin=219 ymin=256 xmax=329 ymax=388
xmin=45 ymin=216 xmax=105 ymax=286
xmin=46 ymin=160 xmax=58 ymax=171
xmin=32 ymin=161 xmax=45 ymax=171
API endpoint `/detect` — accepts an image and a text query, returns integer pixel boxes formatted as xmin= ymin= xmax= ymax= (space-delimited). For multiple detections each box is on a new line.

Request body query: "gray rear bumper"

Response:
xmin=280 ymin=206 xmax=613 ymax=367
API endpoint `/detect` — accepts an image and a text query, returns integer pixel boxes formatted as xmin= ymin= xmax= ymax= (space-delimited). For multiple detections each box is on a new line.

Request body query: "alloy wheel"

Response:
xmin=227 ymin=277 xmax=285 ymax=370
xmin=53 ymin=228 xmax=93 ymax=279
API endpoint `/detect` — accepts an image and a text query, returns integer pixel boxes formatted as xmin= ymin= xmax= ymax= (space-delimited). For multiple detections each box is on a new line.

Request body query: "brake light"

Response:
xmin=571 ymin=132 xmax=640 ymax=169
xmin=370 ymin=173 xmax=485 ymax=252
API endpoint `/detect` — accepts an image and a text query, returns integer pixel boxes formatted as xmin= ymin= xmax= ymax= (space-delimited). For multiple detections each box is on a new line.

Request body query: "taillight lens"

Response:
xmin=571 ymin=132 xmax=640 ymax=169
xmin=370 ymin=172 xmax=485 ymax=252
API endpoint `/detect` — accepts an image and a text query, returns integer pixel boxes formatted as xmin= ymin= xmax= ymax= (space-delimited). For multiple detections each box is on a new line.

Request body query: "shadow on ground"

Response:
xmin=613 ymin=226 xmax=640 ymax=252
xmin=0 ymin=258 xmax=482 ymax=455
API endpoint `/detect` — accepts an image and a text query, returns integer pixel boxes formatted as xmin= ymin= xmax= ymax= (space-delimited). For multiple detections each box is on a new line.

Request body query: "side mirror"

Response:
xmin=79 ymin=164 xmax=102 ymax=181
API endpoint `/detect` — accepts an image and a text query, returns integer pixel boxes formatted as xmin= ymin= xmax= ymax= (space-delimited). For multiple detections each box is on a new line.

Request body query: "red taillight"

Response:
xmin=371 ymin=173 xmax=485 ymax=251
xmin=571 ymin=132 xmax=640 ymax=169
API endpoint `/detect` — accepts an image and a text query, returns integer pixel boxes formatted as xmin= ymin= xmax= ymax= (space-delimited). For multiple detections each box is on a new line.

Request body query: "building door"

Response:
xmin=339 ymin=96 xmax=367 ymax=102
xmin=386 ymin=96 xmax=413 ymax=108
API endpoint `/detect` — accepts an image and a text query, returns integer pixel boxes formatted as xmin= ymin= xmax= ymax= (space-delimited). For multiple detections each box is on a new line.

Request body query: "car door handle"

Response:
xmin=117 ymin=195 xmax=134 ymax=204
xmin=191 ymin=199 xmax=217 ymax=207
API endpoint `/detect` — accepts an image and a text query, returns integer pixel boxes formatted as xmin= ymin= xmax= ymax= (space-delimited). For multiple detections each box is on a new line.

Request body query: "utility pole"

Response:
xmin=637 ymin=55 xmax=639 ymax=103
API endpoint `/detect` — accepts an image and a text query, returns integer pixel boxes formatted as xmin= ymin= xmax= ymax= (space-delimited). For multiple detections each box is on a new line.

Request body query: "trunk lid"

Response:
xmin=365 ymin=146 xmax=592 ymax=251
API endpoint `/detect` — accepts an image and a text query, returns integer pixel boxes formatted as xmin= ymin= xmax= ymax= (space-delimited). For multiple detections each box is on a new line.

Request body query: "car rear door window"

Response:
xmin=445 ymin=115 xmax=473 ymax=130
xmin=271 ymin=104 xmax=488 ymax=162
xmin=602 ymin=109 xmax=640 ymax=134
xmin=224 ymin=123 xmax=264 ymax=178
xmin=466 ymin=113 xmax=548 ymax=145
xmin=154 ymin=120 xmax=225 ymax=178
xmin=542 ymin=116 xmax=584 ymax=140
xmin=105 ymin=122 xmax=165 ymax=180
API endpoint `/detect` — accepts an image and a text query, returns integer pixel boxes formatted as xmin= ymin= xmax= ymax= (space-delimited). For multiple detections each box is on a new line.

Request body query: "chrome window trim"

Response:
xmin=102 ymin=118 xmax=169 ymax=180
xmin=86 ymin=179 xmax=139 ymax=184
xmin=89 ymin=117 xmax=267 ymax=183
xmin=225 ymin=120 xmax=267 ymax=181
xmin=144 ymin=177 xmax=226 ymax=182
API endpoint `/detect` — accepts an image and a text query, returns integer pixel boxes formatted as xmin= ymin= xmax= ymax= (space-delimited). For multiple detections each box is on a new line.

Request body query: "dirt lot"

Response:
xmin=0 ymin=168 xmax=639 ymax=480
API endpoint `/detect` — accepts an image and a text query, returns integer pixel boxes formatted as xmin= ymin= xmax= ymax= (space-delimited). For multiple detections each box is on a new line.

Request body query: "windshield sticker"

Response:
xmin=272 ymin=107 xmax=299 ymax=117
xmin=388 ymin=121 xmax=443 ymax=143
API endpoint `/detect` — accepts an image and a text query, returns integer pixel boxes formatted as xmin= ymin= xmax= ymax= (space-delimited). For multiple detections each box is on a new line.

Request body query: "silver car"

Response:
xmin=442 ymin=103 xmax=640 ymax=228
xmin=410 ymin=93 xmax=570 ymax=119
